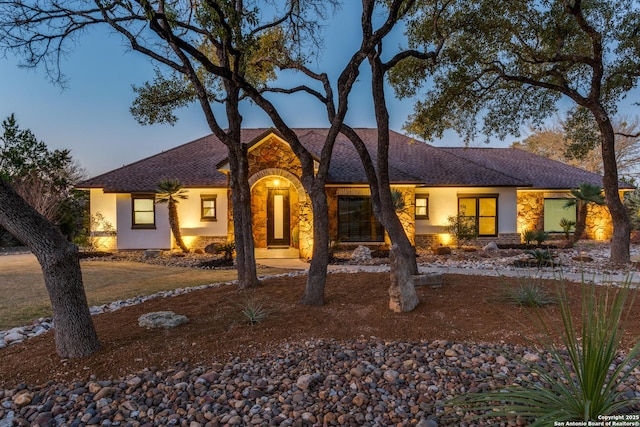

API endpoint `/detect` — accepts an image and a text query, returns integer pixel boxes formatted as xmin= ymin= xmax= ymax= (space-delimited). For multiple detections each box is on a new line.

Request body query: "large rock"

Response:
xmin=351 ymin=245 xmax=372 ymax=262
xmin=138 ymin=311 xmax=189 ymax=329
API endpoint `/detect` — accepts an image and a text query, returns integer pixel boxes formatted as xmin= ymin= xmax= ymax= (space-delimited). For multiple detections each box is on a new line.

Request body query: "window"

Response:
xmin=544 ymin=198 xmax=576 ymax=232
xmin=415 ymin=195 xmax=429 ymax=219
xmin=458 ymin=195 xmax=498 ymax=236
xmin=201 ymin=195 xmax=217 ymax=221
xmin=132 ymin=195 xmax=155 ymax=228
xmin=338 ymin=196 xmax=384 ymax=242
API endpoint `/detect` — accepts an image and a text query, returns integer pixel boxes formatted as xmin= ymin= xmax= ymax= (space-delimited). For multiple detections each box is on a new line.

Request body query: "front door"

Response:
xmin=267 ymin=188 xmax=290 ymax=247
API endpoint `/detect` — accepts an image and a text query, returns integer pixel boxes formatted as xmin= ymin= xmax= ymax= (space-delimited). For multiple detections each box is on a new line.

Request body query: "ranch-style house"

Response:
xmin=77 ymin=128 xmax=627 ymax=259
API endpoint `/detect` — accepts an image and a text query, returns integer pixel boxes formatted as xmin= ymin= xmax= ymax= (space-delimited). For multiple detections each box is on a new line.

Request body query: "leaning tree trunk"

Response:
xmin=369 ymin=49 xmax=419 ymax=310
xmin=168 ymin=201 xmax=189 ymax=253
xmin=0 ymin=180 xmax=100 ymax=358
xmin=570 ymin=202 xmax=588 ymax=244
xmin=227 ymin=144 xmax=259 ymax=289
xmin=300 ymin=180 xmax=330 ymax=305
xmin=596 ymin=108 xmax=630 ymax=264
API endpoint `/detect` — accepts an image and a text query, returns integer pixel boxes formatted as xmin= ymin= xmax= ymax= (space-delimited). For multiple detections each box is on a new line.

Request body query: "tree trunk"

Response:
xmin=389 ymin=244 xmax=419 ymax=312
xmin=369 ymin=47 xmax=419 ymax=309
xmin=300 ymin=180 xmax=329 ymax=305
xmin=596 ymin=109 xmax=630 ymax=263
xmin=0 ymin=180 xmax=100 ymax=358
xmin=168 ymin=201 xmax=189 ymax=252
xmin=570 ymin=202 xmax=588 ymax=244
xmin=227 ymin=144 xmax=260 ymax=289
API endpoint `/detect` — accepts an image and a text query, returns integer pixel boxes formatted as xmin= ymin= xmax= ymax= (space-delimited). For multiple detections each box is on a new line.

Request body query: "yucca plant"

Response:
xmin=498 ymin=281 xmax=556 ymax=307
xmin=453 ymin=277 xmax=640 ymax=425
xmin=238 ymin=294 xmax=271 ymax=325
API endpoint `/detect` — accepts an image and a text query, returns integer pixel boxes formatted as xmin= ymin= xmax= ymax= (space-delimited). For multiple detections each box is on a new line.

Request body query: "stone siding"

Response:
xmin=517 ymin=191 xmax=613 ymax=241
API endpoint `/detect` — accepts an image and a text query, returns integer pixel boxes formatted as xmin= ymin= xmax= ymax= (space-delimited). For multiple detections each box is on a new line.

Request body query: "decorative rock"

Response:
xmin=351 ymin=245 xmax=372 ymax=262
xmin=413 ymin=273 xmax=444 ymax=288
xmin=138 ymin=311 xmax=189 ymax=329
xmin=433 ymin=246 xmax=452 ymax=255
xmin=483 ymin=241 xmax=499 ymax=251
xmin=12 ymin=392 xmax=32 ymax=407
xmin=143 ymin=249 xmax=162 ymax=258
xmin=296 ymin=374 xmax=313 ymax=391
xmin=3 ymin=331 xmax=24 ymax=345
xmin=523 ymin=353 xmax=540 ymax=363
xmin=383 ymin=369 xmax=399 ymax=382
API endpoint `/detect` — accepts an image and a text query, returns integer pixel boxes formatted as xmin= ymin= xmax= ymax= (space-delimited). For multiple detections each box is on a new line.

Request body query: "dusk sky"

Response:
xmin=0 ymin=4 xmax=475 ymax=178
xmin=2 ymin=3 xmax=634 ymax=179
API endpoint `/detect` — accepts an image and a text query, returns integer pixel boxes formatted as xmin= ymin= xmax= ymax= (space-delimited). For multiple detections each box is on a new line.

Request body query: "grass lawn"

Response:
xmin=0 ymin=255 xmax=290 ymax=330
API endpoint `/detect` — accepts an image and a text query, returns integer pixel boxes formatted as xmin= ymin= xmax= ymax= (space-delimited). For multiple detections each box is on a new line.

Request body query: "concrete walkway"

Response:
xmin=257 ymin=257 xmax=638 ymax=286
xmin=3 ymin=252 xmax=636 ymax=286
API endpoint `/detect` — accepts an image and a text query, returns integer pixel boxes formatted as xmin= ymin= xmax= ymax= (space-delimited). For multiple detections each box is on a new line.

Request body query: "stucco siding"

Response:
xmin=116 ymin=194 xmax=171 ymax=250
xmin=414 ymin=187 xmax=518 ymax=235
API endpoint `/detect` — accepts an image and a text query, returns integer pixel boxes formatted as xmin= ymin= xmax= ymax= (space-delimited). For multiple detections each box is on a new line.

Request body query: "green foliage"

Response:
xmin=566 ymin=183 xmax=606 ymax=208
xmin=390 ymin=189 xmax=406 ymax=212
xmin=393 ymin=1 xmax=640 ymax=145
xmin=559 ymin=217 xmax=576 ymax=239
xmin=522 ymin=229 xmax=536 ymax=246
xmin=624 ymin=189 xmax=640 ymax=231
xmin=563 ymin=106 xmax=601 ymax=161
xmin=453 ymin=278 xmax=640 ymax=425
xmin=215 ymin=242 xmax=236 ymax=262
xmin=1 ymin=114 xmax=72 ymax=180
xmin=444 ymin=213 xmax=478 ymax=248
xmin=532 ymin=230 xmax=550 ymax=245
xmin=524 ymin=249 xmax=556 ymax=267
xmin=238 ymin=293 xmax=270 ymax=325
xmin=74 ymin=211 xmax=116 ymax=252
xmin=155 ymin=179 xmax=188 ymax=204
xmin=498 ymin=280 xmax=556 ymax=308
xmin=522 ymin=229 xmax=550 ymax=246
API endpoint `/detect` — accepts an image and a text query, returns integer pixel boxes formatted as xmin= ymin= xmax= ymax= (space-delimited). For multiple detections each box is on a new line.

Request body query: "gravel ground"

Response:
xmin=1 ymin=242 xmax=640 ymax=426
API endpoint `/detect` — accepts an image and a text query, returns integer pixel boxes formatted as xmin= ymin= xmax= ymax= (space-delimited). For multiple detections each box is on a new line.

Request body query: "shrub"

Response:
xmin=452 ymin=276 xmax=640 ymax=425
xmin=524 ymin=248 xmax=557 ymax=267
xmin=215 ymin=241 xmax=235 ymax=262
xmin=498 ymin=281 xmax=556 ymax=307
xmin=522 ymin=229 xmax=536 ymax=246
xmin=444 ymin=213 xmax=478 ymax=248
xmin=533 ymin=229 xmax=550 ymax=245
xmin=238 ymin=294 xmax=270 ymax=325
xmin=559 ymin=217 xmax=576 ymax=239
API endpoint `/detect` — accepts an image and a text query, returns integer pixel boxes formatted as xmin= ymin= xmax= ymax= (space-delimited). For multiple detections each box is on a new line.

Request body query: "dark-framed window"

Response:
xmin=201 ymin=195 xmax=217 ymax=221
xmin=544 ymin=198 xmax=576 ymax=232
xmin=415 ymin=195 xmax=429 ymax=219
xmin=338 ymin=196 xmax=384 ymax=242
xmin=458 ymin=194 xmax=498 ymax=236
xmin=132 ymin=194 xmax=155 ymax=229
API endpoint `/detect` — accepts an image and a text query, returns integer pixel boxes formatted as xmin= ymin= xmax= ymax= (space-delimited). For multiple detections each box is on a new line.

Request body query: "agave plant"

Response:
xmin=453 ymin=277 xmax=640 ymax=425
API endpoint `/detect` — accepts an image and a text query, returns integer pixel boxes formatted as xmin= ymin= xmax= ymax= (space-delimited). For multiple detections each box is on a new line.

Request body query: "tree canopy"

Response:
xmin=392 ymin=0 xmax=640 ymax=263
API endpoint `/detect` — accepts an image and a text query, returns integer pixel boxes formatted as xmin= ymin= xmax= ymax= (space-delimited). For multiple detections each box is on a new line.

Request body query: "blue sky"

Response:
xmin=3 ymin=4 xmax=635 ymax=178
xmin=0 ymin=4 xmax=477 ymax=178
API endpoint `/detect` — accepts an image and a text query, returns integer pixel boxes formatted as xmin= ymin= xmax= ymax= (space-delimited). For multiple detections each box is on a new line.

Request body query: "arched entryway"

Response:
xmin=249 ymin=169 xmax=311 ymax=259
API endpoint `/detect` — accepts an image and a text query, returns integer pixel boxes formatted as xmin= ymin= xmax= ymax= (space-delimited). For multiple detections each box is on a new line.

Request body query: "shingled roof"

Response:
xmin=78 ymin=128 xmax=612 ymax=192
xmin=441 ymin=147 xmax=633 ymax=190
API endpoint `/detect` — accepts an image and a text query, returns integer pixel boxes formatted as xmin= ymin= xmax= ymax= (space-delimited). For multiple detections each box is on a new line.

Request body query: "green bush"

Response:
xmin=444 ymin=213 xmax=478 ymax=248
xmin=215 ymin=241 xmax=236 ymax=262
xmin=452 ymin=276 xmax=640 ymax=425
xmin=498 ymin=281 xmax=556 ymax=307
xmin=522 ymin=229 xmax=536 ymax=246
xmin=559 ymin=217 xmax=576 ymax=239
xmin=238 ymin=294 xmax=271 ymax=325
xmin=524 ymin=248 xmax=557 ymax=267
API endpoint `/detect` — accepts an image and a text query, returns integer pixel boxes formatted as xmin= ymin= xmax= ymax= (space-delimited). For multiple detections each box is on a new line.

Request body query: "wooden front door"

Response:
xmin=267 ymin=188 xmax=290 ymax=247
